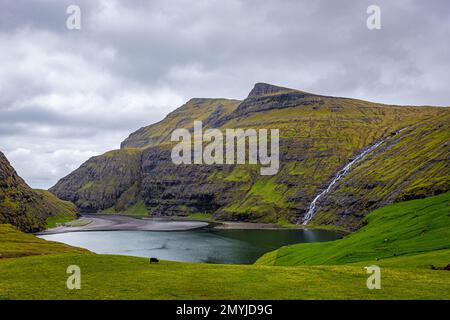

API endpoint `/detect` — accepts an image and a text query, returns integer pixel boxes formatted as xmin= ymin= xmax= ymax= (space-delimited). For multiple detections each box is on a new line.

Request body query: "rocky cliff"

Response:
xmin=0 ymin=151 xmax=77 ymax=232
xmin=50 ymin=83 xmax=450 ymax=230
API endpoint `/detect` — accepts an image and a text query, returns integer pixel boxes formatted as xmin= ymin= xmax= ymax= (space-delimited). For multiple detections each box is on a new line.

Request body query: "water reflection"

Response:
xmin=39 ymin=228 xmax=341 ymax=264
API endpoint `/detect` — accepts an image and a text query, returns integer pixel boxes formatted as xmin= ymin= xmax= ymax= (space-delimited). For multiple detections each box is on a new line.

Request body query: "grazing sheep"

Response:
xmin=149 ymin=257 xmax=159 ymax=264
xmin=431 ymin=264 xmax=450 ymax=270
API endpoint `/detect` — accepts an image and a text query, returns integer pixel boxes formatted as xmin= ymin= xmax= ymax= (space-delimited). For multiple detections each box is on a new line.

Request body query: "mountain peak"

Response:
xmin=247 ymin=82 xmax=295 ymax=98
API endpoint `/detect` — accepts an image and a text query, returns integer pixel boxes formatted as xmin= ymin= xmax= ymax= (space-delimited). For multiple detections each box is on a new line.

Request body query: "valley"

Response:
xmin=0 ymin=83 xmax=449 ymax=300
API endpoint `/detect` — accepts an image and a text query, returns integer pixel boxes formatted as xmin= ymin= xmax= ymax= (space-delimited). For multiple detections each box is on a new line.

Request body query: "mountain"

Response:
xmin=0 ymin=151 xmax=77 ymax=232
xmin=121 ymin=98 xmax=241 ymax=149
xmin=50 ymin=83 xmax=450 ymax=230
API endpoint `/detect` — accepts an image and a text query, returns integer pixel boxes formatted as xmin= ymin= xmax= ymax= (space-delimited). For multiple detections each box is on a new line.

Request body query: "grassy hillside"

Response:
xmin=0 ymin=151 xmax=78 ymax=232
xmin=311 ymin=113 xmax=450 ymax=228
xmin=101 ymin=200 xmax=149 ymax=217
xmin=256 ymin=192 xmax=450 ymax=266
xmin=0 ymin=224 xmax=88 ymax=259
xmin=121 ymin=98 xmax=240 ymax=148
xmin=33 ymin=189 xmax=78 ymax=228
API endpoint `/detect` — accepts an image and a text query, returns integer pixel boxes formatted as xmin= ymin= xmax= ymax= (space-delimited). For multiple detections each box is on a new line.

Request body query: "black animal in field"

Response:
xmin=149 ymin=257 xmax=159 ymax=264
xmin=431 ymin=264 xmax=450 ymax=270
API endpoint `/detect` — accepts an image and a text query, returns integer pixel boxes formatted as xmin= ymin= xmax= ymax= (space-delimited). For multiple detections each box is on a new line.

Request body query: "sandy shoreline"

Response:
xmin=36 ymin=214 xmax=306 ymax=235
xmin=36 ymin=214 xmax=209 ymax=235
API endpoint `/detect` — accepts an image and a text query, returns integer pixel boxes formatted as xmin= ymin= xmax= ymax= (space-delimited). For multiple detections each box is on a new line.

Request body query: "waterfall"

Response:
xmin=301 ymin=139 xmax=386 ymax=225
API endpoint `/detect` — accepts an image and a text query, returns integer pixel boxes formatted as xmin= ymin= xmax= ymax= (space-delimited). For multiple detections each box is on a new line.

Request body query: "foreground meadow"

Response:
xmin=0 ymin=194 xmax=449 ymax=300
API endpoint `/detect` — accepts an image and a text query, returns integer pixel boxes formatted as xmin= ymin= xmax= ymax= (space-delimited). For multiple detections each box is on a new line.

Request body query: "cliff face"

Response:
xmin=50 ymin=83 xmax=450 ymax=230
xmin=311 ymin=114 xmax=450 ymax=228
xmin=49 ymin=149 xmax=142 ymax=212
xmin=0 ymin=151 xmax=77 ymax=232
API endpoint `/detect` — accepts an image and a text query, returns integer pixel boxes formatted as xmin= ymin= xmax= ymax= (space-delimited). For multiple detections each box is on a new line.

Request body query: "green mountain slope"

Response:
xmin=50 ymin=83 xmax=450 ymax=230
xmin=49 ymin=148 xmax=143 ymax=213
xmin=310 ymin=114 xmax=450 ymax=228
xmin=121 ymin=98 xmax=240 ymax=148
xmin=0 ymin=151 xmax=77 ymax=232
xmin=256 ymin=192 xmax=450 ymax=266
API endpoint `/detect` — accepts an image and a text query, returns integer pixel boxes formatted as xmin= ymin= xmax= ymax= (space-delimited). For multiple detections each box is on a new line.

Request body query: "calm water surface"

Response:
xmin=39 ymin=228 xmax=341 ymax=264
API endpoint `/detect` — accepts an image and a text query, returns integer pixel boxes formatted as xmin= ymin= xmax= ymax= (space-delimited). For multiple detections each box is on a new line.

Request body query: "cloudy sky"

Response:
xmin=0 ymin=0 xmax=449 ymax=189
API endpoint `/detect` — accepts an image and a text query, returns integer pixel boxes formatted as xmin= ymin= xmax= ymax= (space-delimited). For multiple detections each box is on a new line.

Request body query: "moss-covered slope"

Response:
xmin=49 ymin=148 xmax=142 ymax=213
xmin=0 ymin=151 xmax=77 ymax=232
xmin=121 ymin=98 xmax=240 ymax=148
xmin=311 ymin=113 xmax=450 ymax=228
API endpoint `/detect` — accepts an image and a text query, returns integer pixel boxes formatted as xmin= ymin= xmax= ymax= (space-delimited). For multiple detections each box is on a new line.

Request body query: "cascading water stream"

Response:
xmin=301 ymin=132 xmax=398 ymax=225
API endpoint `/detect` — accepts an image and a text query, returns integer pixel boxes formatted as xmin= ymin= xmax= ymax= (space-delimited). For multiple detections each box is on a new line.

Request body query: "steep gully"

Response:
xmin=301 ymin=128 xmax=407 ymax=225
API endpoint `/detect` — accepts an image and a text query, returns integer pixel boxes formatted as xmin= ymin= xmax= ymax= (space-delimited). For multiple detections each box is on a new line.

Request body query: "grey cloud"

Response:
xmin=0 ymin=0 xmax=449 ymax=188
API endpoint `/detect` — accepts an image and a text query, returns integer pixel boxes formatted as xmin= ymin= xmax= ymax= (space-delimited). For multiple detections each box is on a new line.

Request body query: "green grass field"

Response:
xmin=0 ymin=224 xmax=88 ymax=259
xmin=0 ymin=250 xmax=449 ymax=300
xmin=0 ymin=194 xmax=449 ymax=299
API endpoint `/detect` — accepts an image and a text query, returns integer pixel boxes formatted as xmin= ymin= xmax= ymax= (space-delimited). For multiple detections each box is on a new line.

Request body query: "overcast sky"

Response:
xmin=0 ymin=0 xmax=449 ymax=189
